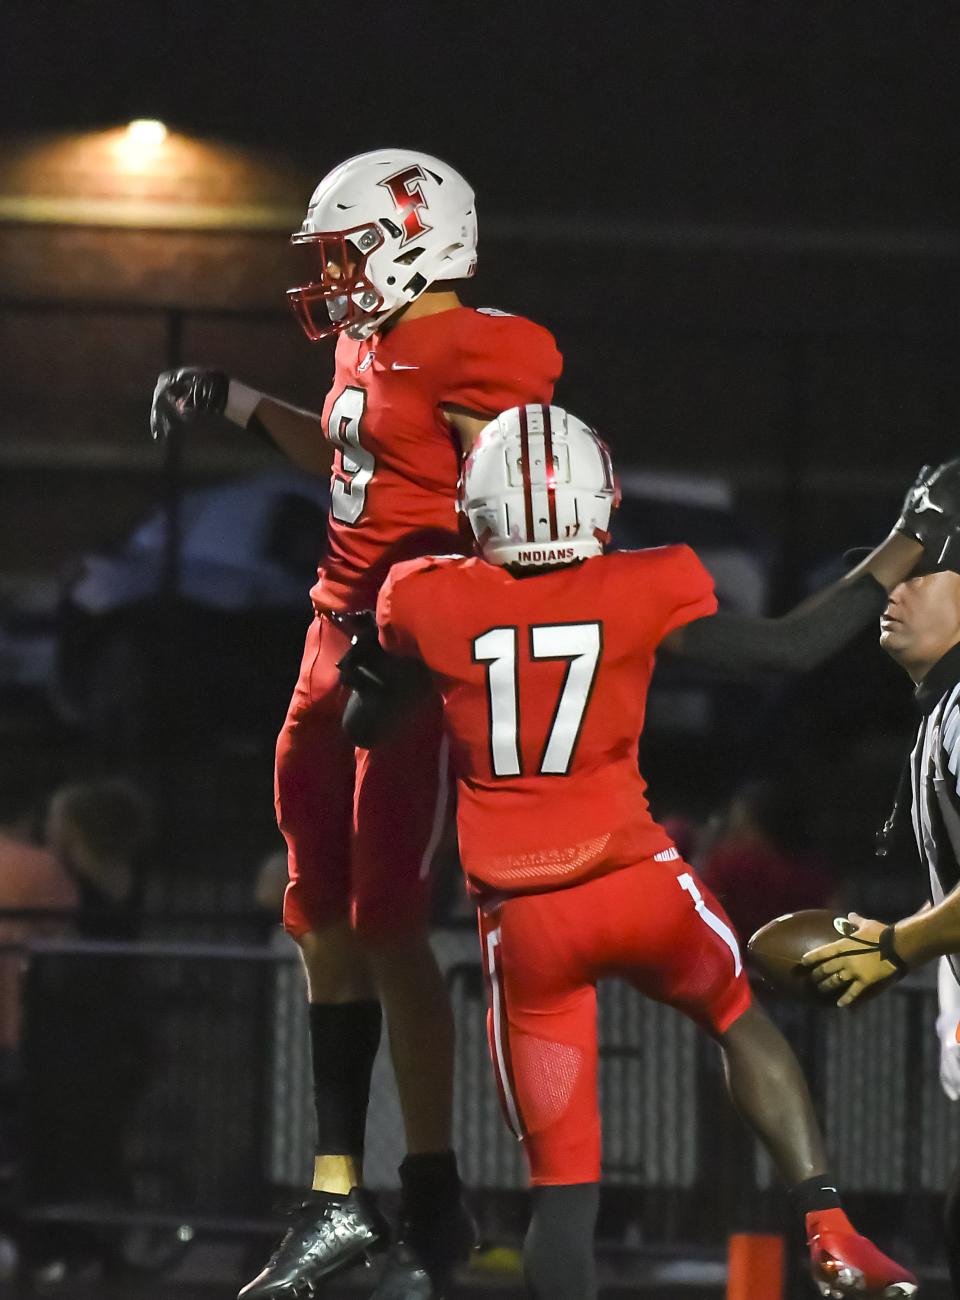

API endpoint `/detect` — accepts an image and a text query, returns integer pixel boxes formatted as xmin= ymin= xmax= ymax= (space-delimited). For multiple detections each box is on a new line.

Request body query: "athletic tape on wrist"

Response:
xmin=879 ymin=924 xmax=909 ymax=975
xmin=224 ymin=379 xmax=263 ymax=428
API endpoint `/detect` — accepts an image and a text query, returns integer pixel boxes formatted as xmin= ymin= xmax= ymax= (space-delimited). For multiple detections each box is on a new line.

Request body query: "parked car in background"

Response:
xmin=51 ymin=472 xmax=329 ymax=752
xmin=47 ymin=466 xmax=774 ymax=763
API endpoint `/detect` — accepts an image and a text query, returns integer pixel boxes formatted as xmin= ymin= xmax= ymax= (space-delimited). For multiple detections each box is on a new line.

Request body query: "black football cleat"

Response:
xmin=238 ymin=1187 xmax=388 ymax=1299
xmin=369 ymin=1203 xmax=477 ymax=1300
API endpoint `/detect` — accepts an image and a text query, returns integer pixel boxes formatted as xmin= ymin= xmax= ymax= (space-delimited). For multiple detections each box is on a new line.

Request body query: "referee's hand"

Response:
xmin=802 ymin=912 xmax=900 ymax=1008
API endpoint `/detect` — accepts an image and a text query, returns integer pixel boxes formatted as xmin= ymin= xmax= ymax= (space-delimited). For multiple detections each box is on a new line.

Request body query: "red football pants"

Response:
xmin=276 ymin=616 xmax=451 ymax=941
xmin=479 ymin=855 xmax=752 ymax=1185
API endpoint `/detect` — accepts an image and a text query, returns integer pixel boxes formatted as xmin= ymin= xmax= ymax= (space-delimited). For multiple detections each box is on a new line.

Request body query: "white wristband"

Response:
xmin=224 ymin=379 xmax=263 ymax=428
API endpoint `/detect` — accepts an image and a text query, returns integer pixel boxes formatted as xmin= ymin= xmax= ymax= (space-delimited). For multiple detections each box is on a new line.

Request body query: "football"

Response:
xmin=747 ymin=909 xmax=858 ymax=1002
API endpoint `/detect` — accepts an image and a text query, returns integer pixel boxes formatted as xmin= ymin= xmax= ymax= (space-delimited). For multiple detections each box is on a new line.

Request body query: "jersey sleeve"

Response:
xmin=438 ymin=311 xmax=563 ymax=416
xmin=376 ymin=557 xmax=435 ymax=658
xmin=650 ymin=545 xmax=719 ymax=641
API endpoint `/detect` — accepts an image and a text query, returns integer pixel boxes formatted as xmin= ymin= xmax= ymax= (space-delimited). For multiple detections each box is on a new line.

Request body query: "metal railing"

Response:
xmin=7 ymin=933 xmax=951 ymax=1283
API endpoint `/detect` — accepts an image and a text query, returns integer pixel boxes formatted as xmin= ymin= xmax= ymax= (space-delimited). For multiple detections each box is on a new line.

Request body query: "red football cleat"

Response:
xmin=806 ymin=1210 xmax=918 ymax=1298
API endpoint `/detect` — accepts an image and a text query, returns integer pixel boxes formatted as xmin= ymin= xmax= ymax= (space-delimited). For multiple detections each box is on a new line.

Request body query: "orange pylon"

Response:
xmin=727 ymin=1233 xmax=785 ymax=1300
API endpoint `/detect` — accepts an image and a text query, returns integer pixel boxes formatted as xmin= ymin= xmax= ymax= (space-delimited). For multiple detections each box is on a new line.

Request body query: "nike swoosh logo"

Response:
xmin=391 ymin=363 xmax=420 ymax=371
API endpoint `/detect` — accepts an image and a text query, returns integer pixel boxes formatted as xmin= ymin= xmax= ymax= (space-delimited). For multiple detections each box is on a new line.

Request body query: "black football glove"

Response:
xmin=150 ymin=368 xmax=230 ymax=441
xmin=334 ymin=612 xmax=388 ymax=690
xmin=897 ymin=458 xmax=960 ymax=551
xmin=335 ymin=611 xmax=432 ymax=697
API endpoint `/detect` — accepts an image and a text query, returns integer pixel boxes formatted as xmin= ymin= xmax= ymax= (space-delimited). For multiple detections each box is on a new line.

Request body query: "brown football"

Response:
xmin=747 ymin=909 xmax=856 ymax=1002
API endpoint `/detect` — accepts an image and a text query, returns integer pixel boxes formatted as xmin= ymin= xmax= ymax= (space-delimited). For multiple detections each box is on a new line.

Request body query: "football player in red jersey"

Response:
xmin=338 ymin=408 xmax=960 ymax=1298
xmin=150 ymin=151 xmax=562 ymax=1300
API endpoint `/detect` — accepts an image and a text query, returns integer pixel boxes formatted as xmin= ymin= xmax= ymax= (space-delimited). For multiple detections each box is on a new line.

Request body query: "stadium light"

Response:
xmin=0 ymin=125 xmax=303 ymax=230
xmin=113 ymin=119 xmax=169 ymax=171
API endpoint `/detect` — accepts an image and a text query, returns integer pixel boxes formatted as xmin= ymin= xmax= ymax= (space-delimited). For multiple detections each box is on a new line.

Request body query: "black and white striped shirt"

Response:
xmin=908 ymin=643 xmax=960 ymax=984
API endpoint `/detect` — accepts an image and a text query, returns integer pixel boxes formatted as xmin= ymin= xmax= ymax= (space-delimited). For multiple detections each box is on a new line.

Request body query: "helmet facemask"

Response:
xmin=287 ymin=225 xmax=388 ymax=342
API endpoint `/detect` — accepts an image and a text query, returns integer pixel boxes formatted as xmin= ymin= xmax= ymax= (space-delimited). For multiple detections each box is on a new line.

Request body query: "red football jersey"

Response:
xmin=311 ymin=307 xmax=562 ymax=614
xmin=377 ymin=546 xmax=718 ymax=894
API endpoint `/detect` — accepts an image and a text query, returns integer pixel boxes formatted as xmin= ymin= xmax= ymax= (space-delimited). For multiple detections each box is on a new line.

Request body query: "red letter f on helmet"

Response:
xmin=379 ymin=166 xmax=433 ymax=247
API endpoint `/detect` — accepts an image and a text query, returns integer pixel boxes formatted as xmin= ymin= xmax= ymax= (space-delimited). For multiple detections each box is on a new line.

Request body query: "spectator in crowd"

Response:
xmin=0 ymin=777 xmax=78 ymax=1064
xmin=44 ymin=778 xmax=152 ymax=941
xmin=23 ymin=778 xmax=154 ymax=1283
xmin=698 ymin=778 xmax=837 ymax=945
xmin=254 ymin=848 xmax=289 ymax=936
xmin=659 ymin=811 xmax=702 ymax=865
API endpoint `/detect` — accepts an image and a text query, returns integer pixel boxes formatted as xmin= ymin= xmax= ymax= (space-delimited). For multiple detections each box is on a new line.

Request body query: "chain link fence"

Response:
xmin=6 ymin=931 xmax=950 ymax=1280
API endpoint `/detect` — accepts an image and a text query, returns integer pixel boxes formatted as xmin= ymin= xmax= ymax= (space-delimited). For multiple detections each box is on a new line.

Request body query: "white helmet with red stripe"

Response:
xmin=460 ymin=405 xmax=620 ymax=567
xmin=287 ymin=148 xmax=477 ymax=342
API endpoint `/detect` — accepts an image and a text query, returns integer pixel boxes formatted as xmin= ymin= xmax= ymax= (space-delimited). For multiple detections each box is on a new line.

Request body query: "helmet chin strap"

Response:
xmin=345 ymin=316 xmax=381 ymax=341
xmin=344 ymin=286 xmax=429 ymax=340
xmin=343 ymin=290 xmax=396 ymax=339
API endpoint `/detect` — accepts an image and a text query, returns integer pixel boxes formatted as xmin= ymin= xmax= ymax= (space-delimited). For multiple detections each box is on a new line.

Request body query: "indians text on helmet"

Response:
xmin=378 ymin=165 xmax=434 ymax=246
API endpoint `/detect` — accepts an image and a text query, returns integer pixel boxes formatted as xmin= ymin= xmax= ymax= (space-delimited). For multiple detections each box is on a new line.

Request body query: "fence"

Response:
xmin=10 ymin=932 xmax=953 ymax=1283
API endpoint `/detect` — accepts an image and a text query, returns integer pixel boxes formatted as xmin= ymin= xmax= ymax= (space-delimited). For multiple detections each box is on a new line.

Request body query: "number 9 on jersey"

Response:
xmin=327 ymin=387 xmax=376 ymax=525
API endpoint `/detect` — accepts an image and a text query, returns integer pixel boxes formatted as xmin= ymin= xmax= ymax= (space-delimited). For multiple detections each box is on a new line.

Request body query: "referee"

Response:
xmin=804 ymin=531 xmax=960 ymax=1294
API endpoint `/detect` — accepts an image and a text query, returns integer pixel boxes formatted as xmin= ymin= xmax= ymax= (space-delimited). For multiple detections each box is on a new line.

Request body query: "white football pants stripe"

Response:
xmin=677 ymin=871 xmax=743 ymax=977
xmin=484 ymin=925 xmax=523 ymax=1136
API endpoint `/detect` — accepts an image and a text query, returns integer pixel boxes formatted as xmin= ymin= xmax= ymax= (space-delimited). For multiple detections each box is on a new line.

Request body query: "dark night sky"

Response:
xmin=3 ymin=0 xmax=957 ymax=227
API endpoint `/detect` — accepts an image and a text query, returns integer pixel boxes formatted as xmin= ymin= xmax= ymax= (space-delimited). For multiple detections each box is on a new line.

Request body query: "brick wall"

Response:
xmin=1 ymin=132 xmax=957 ymax=579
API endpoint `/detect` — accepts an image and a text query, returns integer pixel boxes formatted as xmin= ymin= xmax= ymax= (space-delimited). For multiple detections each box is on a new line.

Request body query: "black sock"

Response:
xmin=399 ymin=1151 xmax=461 ymax=1229
xmin=789 ymin=1173 xmax=843 ymax=1218
xmin=523 ymin=1183 xmax=599 ymax=1300
xmin=309 ymin=1000 xmax=382 ymax=1159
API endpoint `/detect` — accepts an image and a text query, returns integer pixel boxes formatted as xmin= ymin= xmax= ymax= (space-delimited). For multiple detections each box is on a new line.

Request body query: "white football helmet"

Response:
xmin=460 ymin=405 xmax=620 ymax=567
xmin=287 ymin=148 xmax=477 ymax=342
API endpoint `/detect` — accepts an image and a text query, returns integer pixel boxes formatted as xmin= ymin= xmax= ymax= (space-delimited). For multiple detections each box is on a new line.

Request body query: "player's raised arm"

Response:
xmin=150 ymin=367 xmax=334 ymax=477
xmin=879 ymin=884 xmax=960 ymax=970
xmin=663 ymin=459 xmax=960 ymax=672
